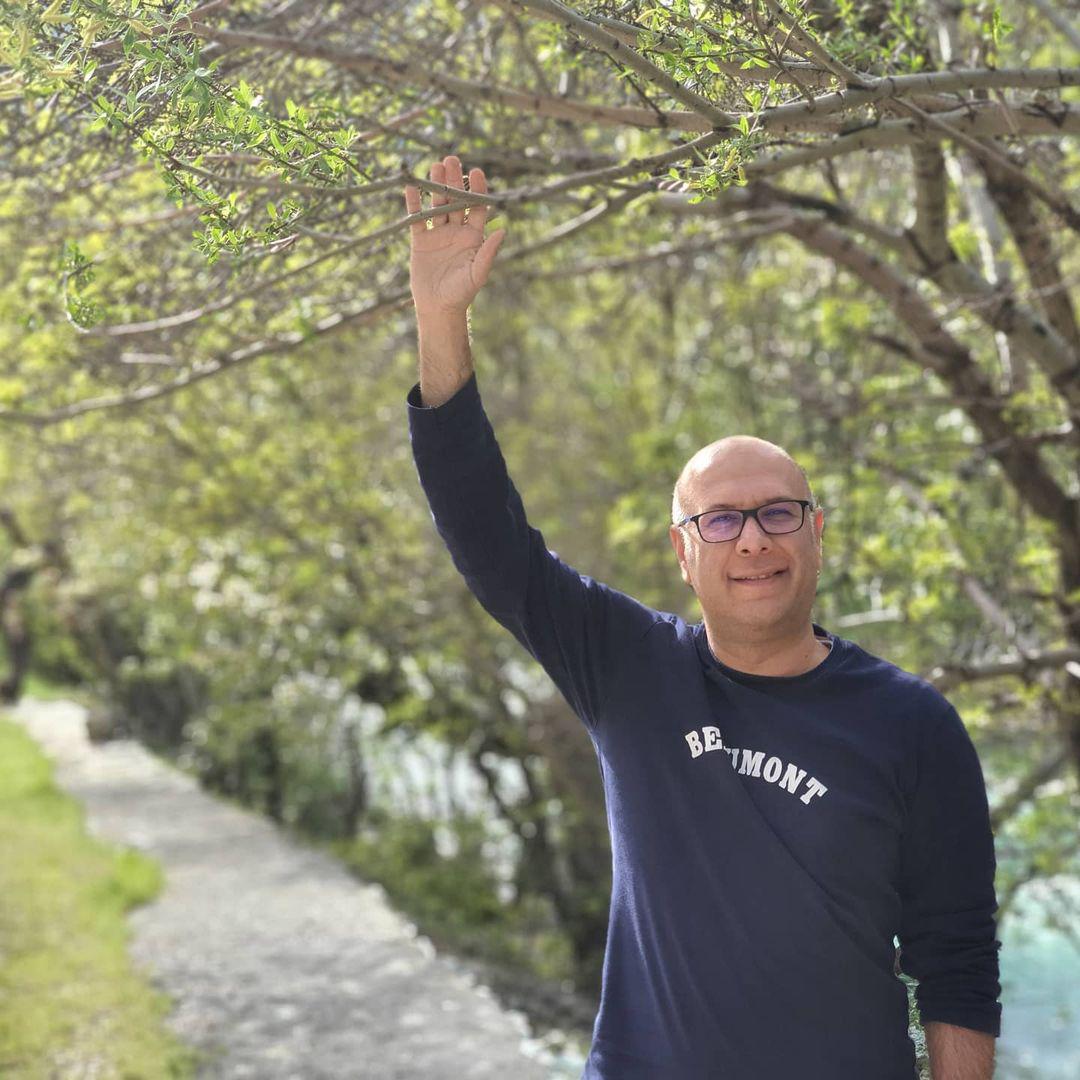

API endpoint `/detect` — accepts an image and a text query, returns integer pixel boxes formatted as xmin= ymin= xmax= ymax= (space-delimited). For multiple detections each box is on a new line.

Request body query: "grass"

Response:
xmin=18 ymin=672 xmax=95 ymax=705
xmin=0 ymin=713 xmax=202 ymax=1079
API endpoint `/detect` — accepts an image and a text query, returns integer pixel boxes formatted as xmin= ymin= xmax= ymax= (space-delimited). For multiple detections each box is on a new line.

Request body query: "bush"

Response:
xmin=334 ymin=811 xmax=506 ymax=948
xmin=113 ymin=656 xmax=210 ymax=752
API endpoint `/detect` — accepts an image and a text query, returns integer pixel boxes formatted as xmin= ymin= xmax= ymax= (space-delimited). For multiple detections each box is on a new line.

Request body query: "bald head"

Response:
xmin=672 ymin=436 xmax=815 ymax=525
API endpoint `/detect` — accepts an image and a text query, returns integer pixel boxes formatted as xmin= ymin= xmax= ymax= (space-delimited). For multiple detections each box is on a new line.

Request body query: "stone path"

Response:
xmin=8 ymin=698 xmax=558 ymax=1079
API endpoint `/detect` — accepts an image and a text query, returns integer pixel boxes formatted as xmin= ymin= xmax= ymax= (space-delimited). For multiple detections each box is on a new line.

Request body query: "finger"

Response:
xmin=444 ymin=154 xmax=466 ymax=228
xmin=471 ymin=228 xmax=505 ymax=289
xmin=430 ymin=160 xmax=448 ymax=227
xmin=403 ymin=184 xmax=426 ymax=236
xmin=466 ymin=166 xmax=488 ymax=234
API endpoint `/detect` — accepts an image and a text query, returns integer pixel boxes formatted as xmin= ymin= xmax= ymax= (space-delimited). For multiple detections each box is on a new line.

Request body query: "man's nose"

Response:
xmin=736 ymin=513 xmax=773 ymax=553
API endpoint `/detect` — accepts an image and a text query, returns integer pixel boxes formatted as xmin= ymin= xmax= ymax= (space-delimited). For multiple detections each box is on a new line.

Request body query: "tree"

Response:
xmin=2 ymin=0 xmax=1077 ymax=996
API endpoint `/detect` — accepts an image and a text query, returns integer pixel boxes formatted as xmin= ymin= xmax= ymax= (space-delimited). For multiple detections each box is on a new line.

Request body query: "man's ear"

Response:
xmin=669 ymin=523 xmax=683 ymax=560
xmin=669 ymin=524 xmax=692 ymax=587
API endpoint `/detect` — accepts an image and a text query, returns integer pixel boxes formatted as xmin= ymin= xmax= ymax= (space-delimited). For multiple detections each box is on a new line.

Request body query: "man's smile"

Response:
xmin=731 ymin=568 xmax=788 ymax=584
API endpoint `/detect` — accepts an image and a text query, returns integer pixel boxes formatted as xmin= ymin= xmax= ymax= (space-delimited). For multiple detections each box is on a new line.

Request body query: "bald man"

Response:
xmin=404 ymin=157 xmax=1001 ymax=1080
xmin=669 ymin=435 xmax=828 ymax=680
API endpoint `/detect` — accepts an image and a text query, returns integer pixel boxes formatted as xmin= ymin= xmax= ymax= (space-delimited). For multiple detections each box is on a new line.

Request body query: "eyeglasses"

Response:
xmin=676 ymin=499 xmax=815 ymax=544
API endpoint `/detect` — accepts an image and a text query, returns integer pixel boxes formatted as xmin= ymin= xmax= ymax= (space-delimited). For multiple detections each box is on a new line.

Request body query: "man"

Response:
xmin=403 ymin=155 xmax=1002 ymax=1079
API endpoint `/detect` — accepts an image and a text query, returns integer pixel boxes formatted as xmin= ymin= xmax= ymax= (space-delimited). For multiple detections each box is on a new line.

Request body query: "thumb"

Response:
xmin=471 ymin=228 xmax=505 ymax=288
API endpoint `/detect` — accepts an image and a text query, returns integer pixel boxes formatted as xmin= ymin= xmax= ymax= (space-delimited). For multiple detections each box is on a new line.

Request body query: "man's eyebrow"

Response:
xmin=699 ymin=496 xmax=799 ymax=511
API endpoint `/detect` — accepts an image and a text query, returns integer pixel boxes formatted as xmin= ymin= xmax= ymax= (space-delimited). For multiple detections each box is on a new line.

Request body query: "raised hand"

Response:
xmin=404 ymin=155 xmax=506 ymax=316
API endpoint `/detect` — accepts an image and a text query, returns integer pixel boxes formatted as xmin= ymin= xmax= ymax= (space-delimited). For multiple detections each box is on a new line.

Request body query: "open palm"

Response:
xmin=404 ymin=155 xmax=506 ymax=315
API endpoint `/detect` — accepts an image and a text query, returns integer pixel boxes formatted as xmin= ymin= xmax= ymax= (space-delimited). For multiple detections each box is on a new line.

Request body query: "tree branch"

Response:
xmin=753 ymin=181 xmax=1080 ymax=430
xmin=0 ymin=291 xmax=414 ymax=425
xmin=909 ymin=143 xmax=951 ymax=266
xmin=977 ymin=147 xmax=1080 ymax=357
xmin=746 ymin=100 xmax=1080 ymax=179
xmin=928 ymin=646 xmax=1080 ymax=692
xmin=504 ymin=0 xmax=736 ymax=126
xmin=989 ymin=742 xmax=1071 ymax=832
xmin=775 ymin=215 xmax=1078 ymax=534
xmin=186 ymin=22 xmax=1080 ymax=137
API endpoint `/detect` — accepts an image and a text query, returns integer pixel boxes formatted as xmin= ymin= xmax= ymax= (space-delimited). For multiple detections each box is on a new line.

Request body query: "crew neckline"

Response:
xmin=694 ymin=620 xmax=845 ymax=689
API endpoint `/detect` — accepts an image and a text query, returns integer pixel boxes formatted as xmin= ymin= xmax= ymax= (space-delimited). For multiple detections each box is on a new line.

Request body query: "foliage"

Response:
xmin=330 ymin=808 xmax=576 ymax=982
xmin=0 ymin=0 xmax=1077 ymax=1035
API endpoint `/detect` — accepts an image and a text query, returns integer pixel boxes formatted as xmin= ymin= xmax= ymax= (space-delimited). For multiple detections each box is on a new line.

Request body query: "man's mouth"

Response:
xmin=731 ymin=569 xmax=787 ymax=582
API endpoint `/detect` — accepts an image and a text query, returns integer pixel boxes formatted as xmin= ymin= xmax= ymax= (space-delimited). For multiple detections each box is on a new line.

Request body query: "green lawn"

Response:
xmin=0 ymin=714 xmax=201 ymax=1079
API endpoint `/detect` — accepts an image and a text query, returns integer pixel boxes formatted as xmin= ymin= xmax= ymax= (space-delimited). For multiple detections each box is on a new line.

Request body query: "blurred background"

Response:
xmin=1 ymin=0 xmax=1077 ymax=1076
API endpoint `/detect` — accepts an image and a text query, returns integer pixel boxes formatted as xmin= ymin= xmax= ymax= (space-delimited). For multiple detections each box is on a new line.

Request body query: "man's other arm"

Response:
xmin=896 ymin=701 xmax=1003 ymax=1050
xmin=924 ymin=1020 xmax=995 ymax=1080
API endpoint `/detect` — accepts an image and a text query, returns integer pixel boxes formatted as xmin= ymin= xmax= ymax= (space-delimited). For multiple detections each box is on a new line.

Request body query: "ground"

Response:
xmin=8 ymin=697 xmax=556 ymax=1079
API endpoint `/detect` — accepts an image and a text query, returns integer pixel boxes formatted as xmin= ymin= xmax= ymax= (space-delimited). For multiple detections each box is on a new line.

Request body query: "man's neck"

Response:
xmin=702 ymin=621 xmax=831 ymax=678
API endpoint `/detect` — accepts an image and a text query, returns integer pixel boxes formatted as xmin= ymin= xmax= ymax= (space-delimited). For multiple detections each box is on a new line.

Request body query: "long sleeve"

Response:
xmin=896 ymin=700 xmax=1003 ymax=1036
xmin=406 ymin=371 xmax=652 ymax=735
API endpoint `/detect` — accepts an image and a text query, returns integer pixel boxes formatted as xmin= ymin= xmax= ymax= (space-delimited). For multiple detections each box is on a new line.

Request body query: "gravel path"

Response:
xmin=9 ymin=698 xmax=557 ymax=1079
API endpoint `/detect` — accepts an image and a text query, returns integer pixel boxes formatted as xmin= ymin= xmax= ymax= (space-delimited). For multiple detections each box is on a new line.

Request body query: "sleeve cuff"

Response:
xmin=920 ymin=1005 xmax=1002 ymax=1038
xmin=405 ymin=371 xmax=481 ymax=429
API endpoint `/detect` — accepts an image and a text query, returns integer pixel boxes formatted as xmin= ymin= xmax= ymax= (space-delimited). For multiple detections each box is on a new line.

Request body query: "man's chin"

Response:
xmin=707 ymin=601 xmax=811 ymax=635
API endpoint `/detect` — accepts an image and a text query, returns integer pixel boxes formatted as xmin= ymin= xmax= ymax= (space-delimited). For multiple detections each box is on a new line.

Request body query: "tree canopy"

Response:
xmin=1 ymin=0 xmax=1078 ymax=1016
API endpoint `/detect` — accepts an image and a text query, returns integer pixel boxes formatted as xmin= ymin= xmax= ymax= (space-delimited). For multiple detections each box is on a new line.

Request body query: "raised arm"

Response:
xmin=403 ymin=155 xmax=504 ymax=406
xmin=402 ymin=156 xmax=654 ymax=736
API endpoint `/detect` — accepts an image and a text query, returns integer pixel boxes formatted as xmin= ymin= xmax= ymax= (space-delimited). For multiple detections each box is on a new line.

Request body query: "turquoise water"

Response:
xmin=995 ymin=877 xmax=1080 ymax=1080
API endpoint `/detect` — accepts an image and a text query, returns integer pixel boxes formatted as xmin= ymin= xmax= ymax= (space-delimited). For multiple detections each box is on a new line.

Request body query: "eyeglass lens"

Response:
xmin=698 ymin=501 xmax=804 ymax=542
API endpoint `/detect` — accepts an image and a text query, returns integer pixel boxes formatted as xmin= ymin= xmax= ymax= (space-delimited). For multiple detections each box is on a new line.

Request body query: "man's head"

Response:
xmin=668 ymin=436 xmax=824 ymax=643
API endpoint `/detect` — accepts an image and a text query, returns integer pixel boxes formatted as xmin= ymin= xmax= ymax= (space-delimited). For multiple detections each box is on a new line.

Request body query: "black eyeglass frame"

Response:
xmin=676 ymin=499 xmax=817 ymax=544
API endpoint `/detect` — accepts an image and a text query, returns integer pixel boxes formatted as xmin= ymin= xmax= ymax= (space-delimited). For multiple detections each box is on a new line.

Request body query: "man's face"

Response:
xmin=668 ymin=445 xmax=824 ymax=641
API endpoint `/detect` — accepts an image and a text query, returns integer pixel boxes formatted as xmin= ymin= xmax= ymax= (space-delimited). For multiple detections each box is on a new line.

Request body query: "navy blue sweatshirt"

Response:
xmin=406 ymin=371 xmax=1002 ymax=1079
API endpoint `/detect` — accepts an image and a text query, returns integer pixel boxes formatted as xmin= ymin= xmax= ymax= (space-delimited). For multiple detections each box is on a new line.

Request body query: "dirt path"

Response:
xmin=9 ymin=698 xmax=558 ymax=1079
